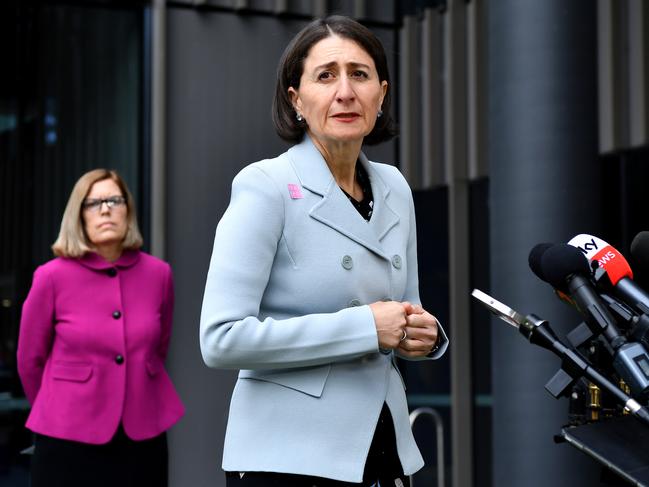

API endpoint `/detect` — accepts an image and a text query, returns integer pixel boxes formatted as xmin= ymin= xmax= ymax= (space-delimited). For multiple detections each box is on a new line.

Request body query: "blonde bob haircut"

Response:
xmin=52 ymin=169 xmax=143 ymax=258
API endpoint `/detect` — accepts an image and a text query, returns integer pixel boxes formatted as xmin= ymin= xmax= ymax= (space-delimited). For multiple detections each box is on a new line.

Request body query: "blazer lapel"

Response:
xmin=287 ymin=137 xmax=399 ymax=260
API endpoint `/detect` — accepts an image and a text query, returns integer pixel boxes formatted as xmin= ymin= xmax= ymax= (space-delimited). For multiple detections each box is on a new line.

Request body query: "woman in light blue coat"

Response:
xmin=200 ymin=16 xmax=448 ymax=487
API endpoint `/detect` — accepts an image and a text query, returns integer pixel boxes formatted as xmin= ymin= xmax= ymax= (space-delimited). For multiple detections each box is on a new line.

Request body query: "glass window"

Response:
xmin=0 ymin=3 xmax=145 ymax=485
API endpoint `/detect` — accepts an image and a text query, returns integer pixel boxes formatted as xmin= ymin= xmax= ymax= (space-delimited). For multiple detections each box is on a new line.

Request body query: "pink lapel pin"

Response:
xmin=288 ymin=183 xmax=303 ymax=199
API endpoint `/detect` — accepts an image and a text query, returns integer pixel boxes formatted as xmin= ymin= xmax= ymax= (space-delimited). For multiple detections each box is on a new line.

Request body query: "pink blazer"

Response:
xmin=17 ymin=250 xmax=185 ymax=444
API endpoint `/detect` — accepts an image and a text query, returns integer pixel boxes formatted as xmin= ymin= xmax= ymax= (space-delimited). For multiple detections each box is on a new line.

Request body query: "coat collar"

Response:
xmin=287 ymin=136 xmax=399 ymax=259
xmin=77 ymin=249 xmax=141 ymax=270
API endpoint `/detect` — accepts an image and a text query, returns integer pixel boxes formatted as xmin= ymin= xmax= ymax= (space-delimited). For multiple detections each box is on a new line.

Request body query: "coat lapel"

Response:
xmin=287 ymin=137 xmax=399 ymax=260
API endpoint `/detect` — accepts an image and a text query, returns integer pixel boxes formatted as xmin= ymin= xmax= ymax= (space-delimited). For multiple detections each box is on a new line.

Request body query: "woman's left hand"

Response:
xmin=397 ymin=303 xmax=439 ymax=358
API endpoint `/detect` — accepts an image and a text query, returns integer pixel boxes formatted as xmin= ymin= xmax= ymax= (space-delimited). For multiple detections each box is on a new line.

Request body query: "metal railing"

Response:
xmin=409 ymin=407 xmax=445 ymax=487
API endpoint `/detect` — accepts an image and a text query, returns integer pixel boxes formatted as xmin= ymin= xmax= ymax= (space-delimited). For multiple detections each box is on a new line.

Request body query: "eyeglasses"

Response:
xmin=82 ymin=196 xmax=126 ymax=212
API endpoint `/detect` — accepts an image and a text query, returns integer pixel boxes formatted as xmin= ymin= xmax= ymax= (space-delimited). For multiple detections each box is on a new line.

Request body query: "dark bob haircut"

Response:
xmin=272 ymin=15 xmax=397 ymax=146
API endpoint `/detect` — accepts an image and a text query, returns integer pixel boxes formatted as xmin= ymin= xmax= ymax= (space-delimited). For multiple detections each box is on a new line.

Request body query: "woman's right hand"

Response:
xmin=369 ymin=301 xmax=408 ymax=350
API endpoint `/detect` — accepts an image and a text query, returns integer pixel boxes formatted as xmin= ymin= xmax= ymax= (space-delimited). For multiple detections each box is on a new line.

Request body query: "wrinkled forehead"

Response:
xmin=303 ymin=35 xmax=375 ymax=72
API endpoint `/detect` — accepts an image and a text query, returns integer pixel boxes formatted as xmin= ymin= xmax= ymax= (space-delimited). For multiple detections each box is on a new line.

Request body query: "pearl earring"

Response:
xmin=296 ymin=113 xmax=304 ymax=122
xmin=377 ymin=110 xmax=383 ymax=118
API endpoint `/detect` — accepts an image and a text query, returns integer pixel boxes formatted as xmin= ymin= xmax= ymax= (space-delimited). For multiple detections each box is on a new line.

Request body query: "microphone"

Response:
xmin=572 ymin=233 xmax=649 ymax=364
xmin=631 ymin=231 xmax=649 ymax=276
xmin=531 ymin=243 xmax=624 ymax=346
xmin=569 ymin=234 xmax=649 ymax=315
xmin=528 ymin=243 xmax=580 ymax=308
xmin=528 ymin=242 xmax=554 ymax=281
xmin=530 ymin=242 xmax=649 ymax=399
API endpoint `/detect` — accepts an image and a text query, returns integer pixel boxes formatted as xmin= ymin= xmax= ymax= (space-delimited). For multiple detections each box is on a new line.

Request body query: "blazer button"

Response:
xmin=112 ymin=310 xmax=122 ymax=319
xmin=391 ymin=254 xmax=402 ymax=269
xmin=341 ymin=255 xmax=353 ymax=270
xmin=115 ymin=355 xmax=124 ymax=365
xmin=107 ymin=268 xmax=117 ymax=277
xmin=349 ymin=299 xmax=361 ymax=307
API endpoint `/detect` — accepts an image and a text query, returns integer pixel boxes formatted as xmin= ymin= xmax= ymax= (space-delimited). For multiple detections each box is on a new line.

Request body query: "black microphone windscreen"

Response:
xmin=540 ymin=243 xmax=591 ymax=291
xmin=631 ymin=231 xmax=649 ymax=273
xmin=528 ymin=243 xmax=554 ymax=281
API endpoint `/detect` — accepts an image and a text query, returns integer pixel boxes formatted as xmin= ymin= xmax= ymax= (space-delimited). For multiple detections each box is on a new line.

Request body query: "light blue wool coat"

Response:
xmin=200 ymin=136 xmax=448 ymax=483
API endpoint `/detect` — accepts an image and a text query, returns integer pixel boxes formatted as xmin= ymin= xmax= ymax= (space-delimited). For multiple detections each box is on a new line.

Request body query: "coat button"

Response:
xmin=391 ymin=254 xmax=402 ymax=269
xmin=341 ymin=255 xmax=353 ymax=270
xmin=115 ymin=355 xmax=124 ymax=365
xmin=349 ymin=299 xmax=361 ymax=307
xmin=112 ymin=311 xmax=121 ymax=319
xmin=107 ymin=268 xmax=117 ymax=277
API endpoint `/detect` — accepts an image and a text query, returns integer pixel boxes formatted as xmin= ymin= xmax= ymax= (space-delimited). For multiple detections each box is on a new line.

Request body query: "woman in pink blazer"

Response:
xmin=17 ymin=169 xmax=184 ymax=487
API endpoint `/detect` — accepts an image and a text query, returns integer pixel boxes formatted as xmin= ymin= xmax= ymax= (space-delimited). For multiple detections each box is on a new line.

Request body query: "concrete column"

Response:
xmin=488 ymin=1 xmax=602 ymax=486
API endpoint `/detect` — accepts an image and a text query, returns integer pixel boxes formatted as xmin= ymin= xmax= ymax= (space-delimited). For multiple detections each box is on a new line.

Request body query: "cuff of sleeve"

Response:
xmin=426 ymin=318 xmax=449 ymax=359
xmin=427 ymin=338 xmax=442 ymax=356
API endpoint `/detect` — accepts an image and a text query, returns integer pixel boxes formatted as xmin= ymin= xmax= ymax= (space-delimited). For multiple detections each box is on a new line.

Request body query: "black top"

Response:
xmin=340 ymin=163 xmax=374 ymax=221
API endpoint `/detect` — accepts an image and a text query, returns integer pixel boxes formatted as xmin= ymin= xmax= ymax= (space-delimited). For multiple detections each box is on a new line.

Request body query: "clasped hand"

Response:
xmin=369 ymin=301 xmax=439 ymax=357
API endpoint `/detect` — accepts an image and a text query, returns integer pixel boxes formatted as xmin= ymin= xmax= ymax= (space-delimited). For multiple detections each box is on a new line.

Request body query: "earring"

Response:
xmin=377 ymin=110 xmax=383 ymax=119
xmin=296 ymin=113 xmax=304 ymax=122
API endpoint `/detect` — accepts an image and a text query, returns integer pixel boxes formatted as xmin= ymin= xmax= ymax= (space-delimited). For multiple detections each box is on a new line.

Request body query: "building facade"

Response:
xmin=1 ymin=1 xmax=648 ymax=486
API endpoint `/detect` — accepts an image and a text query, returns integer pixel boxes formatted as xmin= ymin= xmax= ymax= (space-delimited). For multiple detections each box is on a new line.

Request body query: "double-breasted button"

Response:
xmin=349 ymin=299 xmax=361 ymax=307
xmin=112 ymin=310 xmax=122 ymax=319
xmin=115 ymin=355 xmax=124 ymax=365
xmin=106 ymin=268 xmax=117 ymax=277
xmin=341 ymin=255 xmax=353 ymax=270
xmin=391 ymin=254 xmax=402 ymax=269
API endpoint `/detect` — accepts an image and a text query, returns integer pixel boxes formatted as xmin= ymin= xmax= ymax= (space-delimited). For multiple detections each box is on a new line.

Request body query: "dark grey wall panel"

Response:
xmin=165 ymin=11 xmax=302 ymax=487
xmin=168 ymin=0 xmax=396 ymax=24
xmin=488 ymin=1 xmax=602 ymax=486
xmin=165 ymin=8 xmax=396 ymax=487
xmin=363 ymin=0 xmax=397 ymax=24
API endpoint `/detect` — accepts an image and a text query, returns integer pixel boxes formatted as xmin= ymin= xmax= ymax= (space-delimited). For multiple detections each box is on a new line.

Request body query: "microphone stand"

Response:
xmin=470 ymin=289 xmax=649 ymax=427
xmin=518 ymin=313 xmax=649 ymax=427
xmin=473 ymin=288 xmax=649 ymax=485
